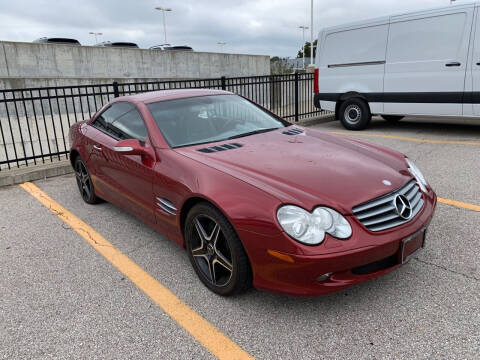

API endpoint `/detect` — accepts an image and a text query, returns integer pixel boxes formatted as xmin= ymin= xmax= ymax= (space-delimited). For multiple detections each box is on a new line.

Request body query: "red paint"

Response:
xmin=69 ymin=89 xmax=437 ymax=296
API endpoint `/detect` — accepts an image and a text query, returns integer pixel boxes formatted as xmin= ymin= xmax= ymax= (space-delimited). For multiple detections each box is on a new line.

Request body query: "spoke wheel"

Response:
xmin=74 ymin=157 xmax=99 ymax=204
xmin=191 ymin=215 xmax=233 ymax=287
xmin=185 ymin=202 xmax=252 ymax=296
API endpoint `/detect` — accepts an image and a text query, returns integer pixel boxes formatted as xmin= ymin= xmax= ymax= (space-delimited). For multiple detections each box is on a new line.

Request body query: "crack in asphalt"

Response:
xmin=76 ymin=227 xmax=114 ymax=248
xmin=413 ymin=257 xmax=480 ymax=282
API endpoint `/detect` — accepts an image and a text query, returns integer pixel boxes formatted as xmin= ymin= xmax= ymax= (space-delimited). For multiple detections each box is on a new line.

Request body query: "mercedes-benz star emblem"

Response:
xmin=394 ymin=194 xmax=412 ymax=220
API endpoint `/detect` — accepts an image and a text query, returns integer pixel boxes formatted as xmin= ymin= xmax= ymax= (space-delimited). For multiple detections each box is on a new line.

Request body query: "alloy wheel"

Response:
xmin=75 ymin=160 xmax=92 ymax=202
xmin=190 ymin=215 xmax=233 ymax=287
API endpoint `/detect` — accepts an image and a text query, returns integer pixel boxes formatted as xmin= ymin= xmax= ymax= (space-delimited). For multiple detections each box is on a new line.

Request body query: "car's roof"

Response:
xmin=118 ymin=89 xmax=234 ymax=104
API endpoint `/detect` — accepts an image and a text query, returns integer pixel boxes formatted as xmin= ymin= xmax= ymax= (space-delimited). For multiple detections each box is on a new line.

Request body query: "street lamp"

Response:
xmin=299 ymin=25 xmax=309 ymax=70
xmin=155 ymin=7 xmax=172 ymax=45
xmin=89 ymin=32 xmax=102 ymax=44
xmin=217 ymin=41 xmax=226 ymax=52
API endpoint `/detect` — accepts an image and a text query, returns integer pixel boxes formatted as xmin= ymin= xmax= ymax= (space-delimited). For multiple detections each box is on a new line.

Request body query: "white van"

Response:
xmin=313 ymin=2 xmax=480 ymax=130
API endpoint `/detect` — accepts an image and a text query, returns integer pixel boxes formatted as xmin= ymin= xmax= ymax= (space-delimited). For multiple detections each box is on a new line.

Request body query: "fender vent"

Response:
xmin=282 ymin=128 xmax=303 ymax=135
xmin=197 ymin=143 xmax=243 ymax=153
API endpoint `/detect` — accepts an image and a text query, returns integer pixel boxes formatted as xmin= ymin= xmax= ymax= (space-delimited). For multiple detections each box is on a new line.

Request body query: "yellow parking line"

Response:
xmin=329 ymin=131 xmax=480 ymax=146
xmin=438 ymin=197 xmax=480 ymax=212
xmin=19 ymin=182 xmax=254 ymax=360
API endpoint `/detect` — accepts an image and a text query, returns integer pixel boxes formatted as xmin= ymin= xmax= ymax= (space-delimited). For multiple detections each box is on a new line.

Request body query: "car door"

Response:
xmin=384 ymin=6 xmax=473 ymax=116
xmin=87 ymin=101 xmax=156 ymax=224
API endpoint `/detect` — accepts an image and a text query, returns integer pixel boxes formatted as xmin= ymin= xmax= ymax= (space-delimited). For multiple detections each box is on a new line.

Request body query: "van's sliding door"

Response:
xmin=384 ymin=7 xmax=473 ymax=116
xmin=470 ymin=7 xmax=480 ymax=116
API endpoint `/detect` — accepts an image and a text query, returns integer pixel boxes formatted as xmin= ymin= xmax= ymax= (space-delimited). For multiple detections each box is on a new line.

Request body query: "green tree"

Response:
xmin=270 ymin=57 xmax=293 ymax=75
xmin=297 ymin=39 xmax=318 ymax=58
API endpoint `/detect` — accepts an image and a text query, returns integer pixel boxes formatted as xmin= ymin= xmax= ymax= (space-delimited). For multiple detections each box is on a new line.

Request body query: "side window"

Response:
xmin=387 ymin=13 xmax=467 ymax=62
xmin=93 ymin=102 xmax=148 ymax=144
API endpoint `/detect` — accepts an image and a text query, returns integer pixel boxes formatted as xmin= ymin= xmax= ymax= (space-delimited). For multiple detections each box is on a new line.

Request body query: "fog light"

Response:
xmin=316 ymin=272 xmax=333 ymax=282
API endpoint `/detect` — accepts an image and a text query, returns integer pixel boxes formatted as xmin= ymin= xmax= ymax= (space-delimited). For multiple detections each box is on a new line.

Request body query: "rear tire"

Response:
xmin=381 ymin=115 xmax=404 ymax=123
xmin=185 ymin=202 xmax=252 ymax=296
xmin=74 ymin=157 xmax=100 ymax=204
xmin=339 ymin=98 xmax=371 ymax=130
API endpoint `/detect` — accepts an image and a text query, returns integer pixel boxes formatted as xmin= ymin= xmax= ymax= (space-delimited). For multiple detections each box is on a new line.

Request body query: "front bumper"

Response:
xmin=239 ymin=190 xmax=437 ymax=296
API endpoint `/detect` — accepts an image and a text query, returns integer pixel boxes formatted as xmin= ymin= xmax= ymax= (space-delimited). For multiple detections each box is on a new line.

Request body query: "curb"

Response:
xmin=0 ymin=160 xmax=74 ymax=187
xmin=296 ymin=113 xmax=336 ymax=127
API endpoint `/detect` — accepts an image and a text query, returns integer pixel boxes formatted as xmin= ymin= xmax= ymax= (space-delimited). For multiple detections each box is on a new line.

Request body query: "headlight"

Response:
xmin=276 ymin=205 xmax=352 ymax=245
xmin=406 ymin=158 xmax=428 ymax=192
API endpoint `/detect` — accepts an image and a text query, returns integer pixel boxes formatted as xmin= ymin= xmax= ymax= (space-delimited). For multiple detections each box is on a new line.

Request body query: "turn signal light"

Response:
xmin=267 ymin=249 xmax=295 ymax=263
xmin=314 ymin=68 xmax=319 ymax=93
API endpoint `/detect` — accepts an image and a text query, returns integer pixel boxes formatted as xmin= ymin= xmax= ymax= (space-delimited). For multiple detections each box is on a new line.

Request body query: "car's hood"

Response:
xmin=175 ymin=127 xmax=412 ymax=213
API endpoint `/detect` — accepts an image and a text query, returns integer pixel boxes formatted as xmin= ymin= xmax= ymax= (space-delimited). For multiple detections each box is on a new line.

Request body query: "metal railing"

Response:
xmin=0 ymin=73 xmax=328 ymax=170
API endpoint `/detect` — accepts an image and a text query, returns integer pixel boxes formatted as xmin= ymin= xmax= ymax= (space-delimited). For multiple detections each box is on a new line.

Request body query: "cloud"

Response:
xmin=0 ymin=0 xmax=460 ymax=57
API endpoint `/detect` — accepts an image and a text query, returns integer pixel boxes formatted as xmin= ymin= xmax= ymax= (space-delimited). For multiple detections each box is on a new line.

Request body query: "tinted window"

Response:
xmin=147 ymin=94 xmax=286 ymax=148
xmin=93 ymin=102 xmax=148 ymax=143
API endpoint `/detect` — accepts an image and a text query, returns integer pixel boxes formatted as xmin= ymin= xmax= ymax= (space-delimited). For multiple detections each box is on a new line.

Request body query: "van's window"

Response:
xmin=387 ymin=13 xmax=466 ymax=62
xmin=321 ymin=24 xmax=388 ymax=66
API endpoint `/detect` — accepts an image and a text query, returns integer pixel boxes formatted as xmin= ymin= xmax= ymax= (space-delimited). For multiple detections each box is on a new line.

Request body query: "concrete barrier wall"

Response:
xmin=0 ymin=41 xmax=270 ymax=89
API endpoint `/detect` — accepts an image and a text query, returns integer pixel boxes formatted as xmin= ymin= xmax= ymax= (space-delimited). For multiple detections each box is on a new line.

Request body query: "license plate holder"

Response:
xmin=400 ymin=228 xmax=426 ymax=264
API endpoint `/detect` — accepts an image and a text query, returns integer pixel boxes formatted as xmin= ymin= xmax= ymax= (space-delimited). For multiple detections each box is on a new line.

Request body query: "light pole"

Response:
xmin=310 ymin=0 xmax=314 ymax=66
xmin=89 ymin=32 xmax=102 ymax=44
xmin=155 ymin=7 xmax=172 ymax=44
xmin=299 ymin=25 xmax=309 ymax=69
xmin=217 ymin=41 xmax=226 ymax=52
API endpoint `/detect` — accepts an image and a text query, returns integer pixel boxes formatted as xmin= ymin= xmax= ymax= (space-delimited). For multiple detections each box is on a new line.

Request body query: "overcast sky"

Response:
xmin=0 ymin=0 xmax=466 ymax=57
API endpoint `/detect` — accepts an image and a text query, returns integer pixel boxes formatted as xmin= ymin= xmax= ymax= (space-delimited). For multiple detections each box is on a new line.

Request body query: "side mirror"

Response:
xmin=113 ymin=139 xmax=147 ymax=156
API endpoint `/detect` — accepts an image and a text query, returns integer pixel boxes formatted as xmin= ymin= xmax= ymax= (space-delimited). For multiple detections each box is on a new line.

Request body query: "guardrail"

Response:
xmin=0 ymin=73 xmax=328 ymax=170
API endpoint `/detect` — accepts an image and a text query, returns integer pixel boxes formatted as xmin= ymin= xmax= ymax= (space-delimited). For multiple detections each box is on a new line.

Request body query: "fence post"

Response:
xmin=221 ymin=76 xmax=226 ymax=90
xmin=294 ymin=72 xmax=299 ymax=122
xmin=113 ymin=81 xmax=119 ymax=98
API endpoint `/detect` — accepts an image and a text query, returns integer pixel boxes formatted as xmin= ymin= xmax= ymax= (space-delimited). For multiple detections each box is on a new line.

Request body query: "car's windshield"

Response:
xmin=146 ymin=94 xmax=288 ymax=148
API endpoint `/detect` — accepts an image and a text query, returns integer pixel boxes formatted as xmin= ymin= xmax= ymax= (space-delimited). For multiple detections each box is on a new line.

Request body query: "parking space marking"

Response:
xmin=438 ymin=197 xmax=480 ymax=212
xmin=329 ymin=131 xmax=480 ymax=146
xmin=19 ymin=182 xmax=254 ymax=360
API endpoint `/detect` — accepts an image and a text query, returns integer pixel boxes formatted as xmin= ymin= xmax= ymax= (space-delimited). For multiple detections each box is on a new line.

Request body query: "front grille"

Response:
xmin=352 ymin=180 xmax=424 ymax=232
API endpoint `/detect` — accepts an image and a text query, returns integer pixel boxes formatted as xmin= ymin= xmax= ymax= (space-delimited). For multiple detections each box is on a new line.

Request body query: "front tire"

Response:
xmin=381 ymin=115 xmax=404 ymax=123
xmin=339 ymin=98 xmax=371 ymax=130
xmin=74 ymin=157 xmax=100 ymax=204
xmin=185 ymin=202 xmax=252 ymax=296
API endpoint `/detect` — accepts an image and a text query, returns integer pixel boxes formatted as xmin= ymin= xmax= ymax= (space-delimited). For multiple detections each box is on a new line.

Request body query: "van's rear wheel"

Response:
xmin=339 ymin=98 xmax=371 ymax=130
xmin=381 ymin=115 xmax=404 ymax=123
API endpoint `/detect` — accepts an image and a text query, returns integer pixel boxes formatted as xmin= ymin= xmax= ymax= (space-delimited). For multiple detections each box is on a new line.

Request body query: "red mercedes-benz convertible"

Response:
xmin=68 ymin=89 xmax=436 ymax=296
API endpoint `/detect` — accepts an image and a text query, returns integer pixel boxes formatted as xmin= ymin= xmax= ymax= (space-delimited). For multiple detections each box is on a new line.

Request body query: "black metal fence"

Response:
xmin=0 ymin=73 xmax=328 ymax=170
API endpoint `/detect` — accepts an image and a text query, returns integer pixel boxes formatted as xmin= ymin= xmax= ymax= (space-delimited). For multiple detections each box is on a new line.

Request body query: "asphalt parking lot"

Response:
xmin=1 ymin=116 xmax=479 ymax=360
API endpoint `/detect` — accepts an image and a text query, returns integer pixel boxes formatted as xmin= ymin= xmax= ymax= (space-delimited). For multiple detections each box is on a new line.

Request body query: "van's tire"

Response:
xmin=339 ymin=98 xmax=371 ymax=130
xmin=381 ymin=115 xmax=404 ymax=123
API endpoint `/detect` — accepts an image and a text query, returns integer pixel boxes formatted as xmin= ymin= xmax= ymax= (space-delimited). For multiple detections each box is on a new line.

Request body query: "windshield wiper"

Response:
xmin=227 ymin=128 xmax=280 ymax=140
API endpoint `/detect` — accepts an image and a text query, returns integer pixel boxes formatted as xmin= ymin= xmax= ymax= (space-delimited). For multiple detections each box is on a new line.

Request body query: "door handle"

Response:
xmin=445 ymin=62 xmax=461 ymax=67
xmin=93 ymin=145 xmax=102 ymax=151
